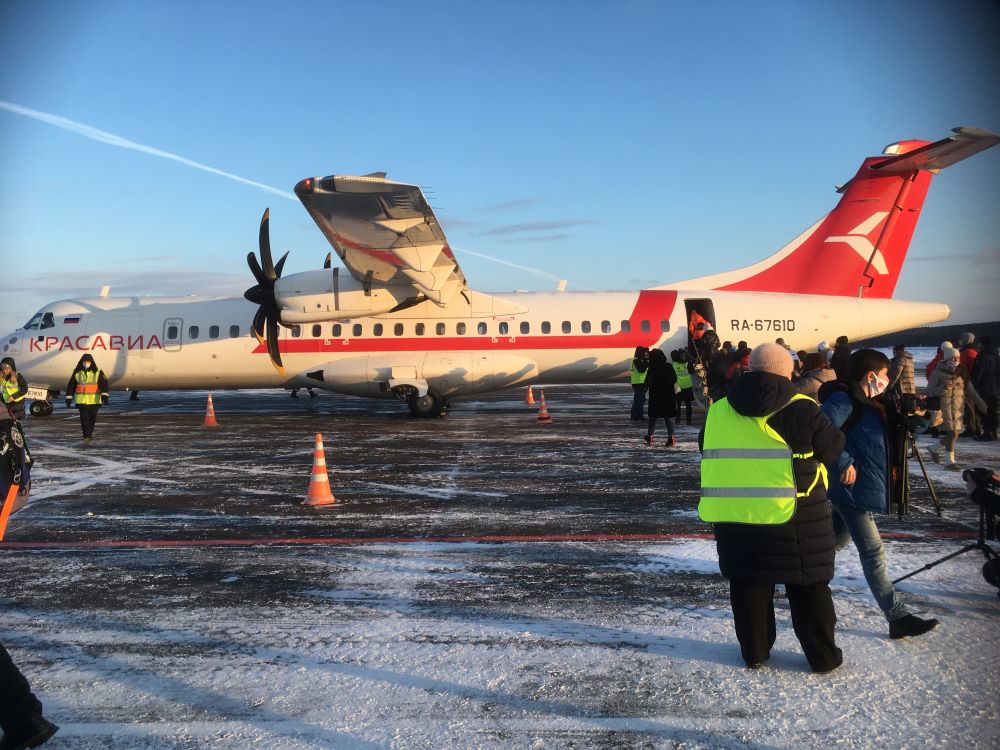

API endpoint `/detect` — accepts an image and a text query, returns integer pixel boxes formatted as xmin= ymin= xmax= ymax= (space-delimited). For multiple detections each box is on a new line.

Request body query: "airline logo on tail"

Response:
xmin=823 ymin=211 xmax=890 ymax=275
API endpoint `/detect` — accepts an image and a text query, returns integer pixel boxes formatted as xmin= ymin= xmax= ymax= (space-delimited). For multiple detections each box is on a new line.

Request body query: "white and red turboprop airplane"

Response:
xmin=4 ymin=126 xmax=998 ymax=417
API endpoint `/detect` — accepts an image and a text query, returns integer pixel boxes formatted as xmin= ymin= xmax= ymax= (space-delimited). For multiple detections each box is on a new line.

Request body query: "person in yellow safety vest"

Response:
xmin=671 ymin=349 xmax=695 ymax=425
xmin=64 ymin=354 xmax=109 ymax=445
xmin=698 ymin=343 xmax=847 ymax=673
xmin=629 ymin=346 xmax=650 ymax=421
xmin=0 ymin=358 xmax=28 ymax=422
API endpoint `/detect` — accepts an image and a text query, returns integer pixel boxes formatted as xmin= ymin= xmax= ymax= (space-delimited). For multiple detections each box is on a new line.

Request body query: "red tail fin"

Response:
xmin=669 ymin=127 xmax=999 ymax=298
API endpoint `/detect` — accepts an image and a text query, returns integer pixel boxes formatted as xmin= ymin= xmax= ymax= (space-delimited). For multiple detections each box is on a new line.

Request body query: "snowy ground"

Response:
xmin=2 ymin=381 xmax=998 ymax=749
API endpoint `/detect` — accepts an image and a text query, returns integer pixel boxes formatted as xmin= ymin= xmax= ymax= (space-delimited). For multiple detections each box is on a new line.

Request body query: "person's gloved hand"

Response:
xmin=101 ymin=395 xmax=109 ymax=406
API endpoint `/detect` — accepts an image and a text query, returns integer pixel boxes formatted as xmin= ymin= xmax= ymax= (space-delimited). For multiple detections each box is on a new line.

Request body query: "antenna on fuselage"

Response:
xmin=556 ymin=280 xmax=567 ymax=292
xmin=99 ymin=286 xmax=111 ymax=297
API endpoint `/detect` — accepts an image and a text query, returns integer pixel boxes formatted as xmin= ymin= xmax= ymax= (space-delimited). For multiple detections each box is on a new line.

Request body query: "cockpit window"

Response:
xmin=40 ymin=312 xmax=55 ymax=329
xmin=23 ymin=313 xmax=42 ymax=330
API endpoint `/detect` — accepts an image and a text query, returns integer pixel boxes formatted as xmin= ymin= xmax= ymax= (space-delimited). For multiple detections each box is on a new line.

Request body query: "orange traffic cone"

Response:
xmin=202 ymin=392 xmax=219 ymax=427
xmin=537 ymin=390 xmax=552 ymax=424
xmin=303 ymin=433 xmax=337 ymax=506
xmin=525 ymin=385 xmax=536 ymax=405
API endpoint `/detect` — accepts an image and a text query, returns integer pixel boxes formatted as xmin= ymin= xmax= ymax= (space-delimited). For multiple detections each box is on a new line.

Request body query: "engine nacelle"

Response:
xmin=274 ymin=269 xmax=409 ymax=323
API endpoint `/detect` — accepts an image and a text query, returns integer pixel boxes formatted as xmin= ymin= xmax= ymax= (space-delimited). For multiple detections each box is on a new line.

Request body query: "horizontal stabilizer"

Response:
xmin=873 ymin=127 xmax=1000 ymax=173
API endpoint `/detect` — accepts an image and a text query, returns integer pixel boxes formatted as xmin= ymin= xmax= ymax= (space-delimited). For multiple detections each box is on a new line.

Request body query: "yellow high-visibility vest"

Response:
xmin=73 ymin=370 xmax=102 ymax=406
xmin=630 ymin=359 xmax=647 ymax=385
xmin=672 ymin=362 xmax=692 ymax=390
xmin=1 ymin=377 xmax=24 ymax=404
xmin=698 ymin=393 xmax=827 ymax=525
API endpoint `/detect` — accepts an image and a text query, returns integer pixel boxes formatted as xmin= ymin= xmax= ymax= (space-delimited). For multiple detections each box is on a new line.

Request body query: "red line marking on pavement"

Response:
xmin=0 ymin=529 xmax=975 ymax=551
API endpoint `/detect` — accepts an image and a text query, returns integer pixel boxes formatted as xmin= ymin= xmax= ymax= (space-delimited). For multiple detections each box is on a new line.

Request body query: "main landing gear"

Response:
xmin=29 ymin=400 xmax=54 ymax=417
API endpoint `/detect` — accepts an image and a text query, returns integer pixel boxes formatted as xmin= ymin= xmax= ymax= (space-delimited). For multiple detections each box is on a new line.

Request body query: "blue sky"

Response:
xmin=1 ymin=0 xmax=998 ymax=335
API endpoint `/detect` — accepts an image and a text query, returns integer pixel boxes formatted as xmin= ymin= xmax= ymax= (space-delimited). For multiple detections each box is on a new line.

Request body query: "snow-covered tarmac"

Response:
xmin=2 ymin=385 xmax=998 ymax=749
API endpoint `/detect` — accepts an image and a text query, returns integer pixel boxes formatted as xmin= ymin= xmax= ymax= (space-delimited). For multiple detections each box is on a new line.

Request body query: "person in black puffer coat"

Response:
xmin=643 ymin=349 xmax=678 ymax=446
xmin=972 ymin=335 xmax=1000 ymax=441
xmin=699 ymin=343 xmax=846 ymax=672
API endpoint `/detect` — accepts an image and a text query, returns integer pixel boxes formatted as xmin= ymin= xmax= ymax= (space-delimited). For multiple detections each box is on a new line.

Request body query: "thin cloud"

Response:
xmin=495 ymin=233 xmax=571 ymax=244
xmin=4 ymin=270 xmax=248 ymax=298
xmin=480 ymin=197 xmax=543 ymax=212
xmin=481 ymin=220 xmax=597 ymax=237
xmin=0 ymin=100 xmax=297 ymax=202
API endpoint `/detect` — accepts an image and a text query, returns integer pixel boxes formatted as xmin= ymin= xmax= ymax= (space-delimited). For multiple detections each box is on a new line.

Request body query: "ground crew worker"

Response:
xmin=699 ymin=343 xmax=846 ymax=673
xmin=0 ymin=358 xmax=28 ymax=422
xmin=65 ymin=354 xmax=109 ymax=444
xmin=630 ymin=346 xmax=649 ymax=421
xmin=671 ymin=350 xmax=694 ymax=425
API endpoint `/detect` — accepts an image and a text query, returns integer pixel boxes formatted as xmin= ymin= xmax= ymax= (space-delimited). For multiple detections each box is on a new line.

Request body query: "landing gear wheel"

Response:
xmin=29 ymin=400 xmax=53 ymax=417
xmin=407 ymin=389 xmax=445 ymax=418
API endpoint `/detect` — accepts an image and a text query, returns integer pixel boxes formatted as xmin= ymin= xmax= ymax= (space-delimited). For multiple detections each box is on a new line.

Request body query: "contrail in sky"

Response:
xmin=452 ymin=246 xmax=587 ymax=290
xmin=0 ymin=100 xmax=297 ymax=201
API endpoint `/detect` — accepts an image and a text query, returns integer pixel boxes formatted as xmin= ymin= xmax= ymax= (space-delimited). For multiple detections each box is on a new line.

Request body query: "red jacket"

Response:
xmin=960 ymin=346 xmax=979 ymax=375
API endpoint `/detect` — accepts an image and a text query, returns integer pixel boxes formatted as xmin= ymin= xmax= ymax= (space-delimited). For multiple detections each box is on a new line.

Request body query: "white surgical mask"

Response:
xmin=867 ymin=374 xmax=889 ymax=397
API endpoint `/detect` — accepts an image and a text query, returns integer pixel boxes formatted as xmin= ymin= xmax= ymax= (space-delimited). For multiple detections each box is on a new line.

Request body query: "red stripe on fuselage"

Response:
xmin=253 ymin=290 xmax=677 ymax=356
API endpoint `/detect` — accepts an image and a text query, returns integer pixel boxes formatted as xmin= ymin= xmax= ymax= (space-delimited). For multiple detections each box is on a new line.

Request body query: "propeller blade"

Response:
xmin=323 ymin=252 xmax=331 ymax=269
xmin=259 ymin=208 xmax=275 ymax=280
xmin=274 ymin=251 xmax=289 ymax=279
xmin=247 ymin=251 xmax=266 ymax=287
xmin=266 ymin=313 xmax=283 ymax=369
xmin=251 ymin=305 xmax=268 ymax=339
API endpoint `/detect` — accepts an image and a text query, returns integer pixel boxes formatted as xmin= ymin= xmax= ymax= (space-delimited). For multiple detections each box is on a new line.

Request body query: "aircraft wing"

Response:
xmin=294 ymin=174 xmax=467 ymax=305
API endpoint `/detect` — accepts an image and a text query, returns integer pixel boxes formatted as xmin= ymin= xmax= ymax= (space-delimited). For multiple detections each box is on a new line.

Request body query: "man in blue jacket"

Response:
xmin=820 ymin=349 xmax=939 ymax=639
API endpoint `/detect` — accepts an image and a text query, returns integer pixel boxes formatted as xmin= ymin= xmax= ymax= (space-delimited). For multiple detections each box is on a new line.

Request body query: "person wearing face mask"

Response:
xmin=65 ymin=354 xmax=109 ymax=444
xmin=926 ymin=345 xmax=986 ymax=468
xmin=818 ymin=349 xmax=939 ymax=639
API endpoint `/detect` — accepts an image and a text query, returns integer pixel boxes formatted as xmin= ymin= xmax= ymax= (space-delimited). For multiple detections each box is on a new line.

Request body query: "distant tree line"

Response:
xmin=857 ymin=321 xmax=1000 ymax=348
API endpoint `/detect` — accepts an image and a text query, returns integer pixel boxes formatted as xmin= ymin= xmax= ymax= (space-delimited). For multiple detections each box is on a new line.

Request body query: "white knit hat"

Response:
xmin=748 ymin=343 xmax=794 ymax=379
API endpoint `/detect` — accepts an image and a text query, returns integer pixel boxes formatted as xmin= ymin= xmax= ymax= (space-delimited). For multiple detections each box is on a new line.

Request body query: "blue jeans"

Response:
xmin=833 ymin=505 xmax=909 ymax=621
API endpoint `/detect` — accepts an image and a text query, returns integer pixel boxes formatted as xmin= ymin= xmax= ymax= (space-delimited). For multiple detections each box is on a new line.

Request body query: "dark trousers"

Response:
xmin=729 ymin=580 xmax=841 ymax=671
xmin=646 ymin=415 xmax=674 ymax=438
xmin=676 ymin=396 xmax=692 ymax=424
xmin=630 ymin=384 xmax=647 ymax=420
xmin=79 ymin=405 xmax=99 ymax=438
xmin=0 ymin=642 xmax=42 ymax=734
xmin=985 ymin=395 xmax=999 ymax=439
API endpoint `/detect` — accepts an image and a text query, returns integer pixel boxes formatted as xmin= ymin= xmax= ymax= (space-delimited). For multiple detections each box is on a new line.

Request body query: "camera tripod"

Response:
xmin=894 ymin=428 xmax=941 ymax=519
xmin=893 ymin=503 xmax=997 ymax=585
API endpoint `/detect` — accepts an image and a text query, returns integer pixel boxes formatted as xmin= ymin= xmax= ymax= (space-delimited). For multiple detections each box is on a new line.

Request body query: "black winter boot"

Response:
xmin=889 ymin=614 xmax=939 ymax=639
xmin=0 ymin=713 xmax=59 ymax=750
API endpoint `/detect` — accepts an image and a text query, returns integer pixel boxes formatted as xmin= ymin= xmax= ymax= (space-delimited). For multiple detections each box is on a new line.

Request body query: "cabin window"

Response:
xmin=394 ymin=323 xmax=404 ymax=336
xmin=601 ymin=320 xmax=611 ymax=333
xmin=477 ymin=322 xmax=487 ymax=335
xmin=373 ymin=323 xmax=383 ymax=336
xmin=581 ymin=320 xmax=592 ymax=334
xmin=456 ymin=322 xmax=466 ymax=335
xmin=499 ymin=322 xmax=509 ymax=335
xmin=166 ymin=325 xmax=179 ymax=340
xmin=432 ymin=322 xmax=443 ymax=335
xmin=352 ymin=324 xmax=362 ymax=337
xmin=229 ymin=325 xmax=240 ymax=338
xmin=621 ymin=320 xmax=631 ymax=333
xmin=660 ymin=319 xmax=671 ymax=332
xmin=312 ymin=324 xmax=322 ymax=338
xmin=208 ymin=325 xmax=219 ymax=339
xmin=520 ymin=321 xmax=530 ymax=335
xmin=541 ymin=321 xmax=551 ymax=334
xmin=332 ymin=324 xmax=342 ymax=337
xmin=562 ymin=321 xmax=572 ymax=334
xmin=415 ymin=323 xmax=425 ymax=336
xmin=189 ymin=325 xmax=199 ymax=339
xmin=289 ymin=325 xmax=300 ymax=338
xmin=640 ymin=320 xmax=650 ymax=333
